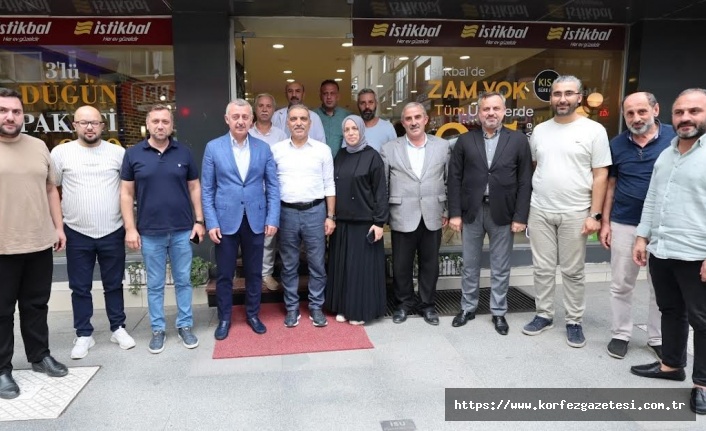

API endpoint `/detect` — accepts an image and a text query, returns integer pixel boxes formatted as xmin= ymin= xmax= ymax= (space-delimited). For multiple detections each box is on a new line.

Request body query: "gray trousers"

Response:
xmin=528 ymin=207 xmax=588 ymax=324
xmin=609 ymin=222 xmax=661 ymax=345
xmin=460 ymin=203 xmax=514 ymax=316
xmin=262 ymin=233 xmax=277 ymax=276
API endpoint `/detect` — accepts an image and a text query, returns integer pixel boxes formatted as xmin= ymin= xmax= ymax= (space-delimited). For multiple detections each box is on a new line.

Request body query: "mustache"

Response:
xmin=678 ymin=121 xmax=696 ymax=128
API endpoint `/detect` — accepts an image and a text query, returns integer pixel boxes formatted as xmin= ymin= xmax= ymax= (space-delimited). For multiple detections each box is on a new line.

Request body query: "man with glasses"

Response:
xmin=51 ymin=105 xmax=135 ymax=360
xmin=120 ymin=105 xmax=206 ymax=354
xmin=522 ymin=75 xmax=611 ymax=348
xmin=599 ymin=92 xmax=674 ymax=360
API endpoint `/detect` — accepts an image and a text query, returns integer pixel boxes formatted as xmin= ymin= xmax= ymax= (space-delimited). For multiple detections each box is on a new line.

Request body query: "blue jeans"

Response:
xmin=279 ymin=204 xmax=327 ymax=311
xmin=65 ymin=225 xmax=126 ymax=336
xmin=141 ymin=230 xmax=193 ymax=331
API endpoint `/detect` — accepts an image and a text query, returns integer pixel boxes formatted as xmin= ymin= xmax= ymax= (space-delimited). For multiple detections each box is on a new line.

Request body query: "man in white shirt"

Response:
xmin=271 ymin=105 xmax=336 ymax=328
xmin=51 ymin=105 xmax=136 ymax=360
xmin=358 ymin=88 xmax=397 ymax=152
xmin=522 ymin=75 xmax=611 ymax=349
xmin=272 ymin=82 xmax=326 ymax=144
xmin=250 ymin=93 xmax=287 ymax=291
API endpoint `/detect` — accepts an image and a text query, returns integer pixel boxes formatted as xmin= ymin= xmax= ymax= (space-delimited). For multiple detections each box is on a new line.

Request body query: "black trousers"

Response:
xmin=391 ymin=219 xmax=442 ymax=312
xmin=649 ymin=255 xmax=706 ymax=385
xmin=0 ymin=248 xmax=53 ymax=373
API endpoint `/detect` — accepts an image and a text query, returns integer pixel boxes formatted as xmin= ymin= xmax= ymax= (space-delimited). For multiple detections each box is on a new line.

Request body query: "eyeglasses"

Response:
xmin=551 ymin=91 xmax=580 ymax=98
xmin=75 ymin=121 xmax=104 ymax=128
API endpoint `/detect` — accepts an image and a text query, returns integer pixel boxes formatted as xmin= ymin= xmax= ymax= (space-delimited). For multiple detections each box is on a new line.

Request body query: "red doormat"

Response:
xmin=212 ymin=302 xmax=374 ymax=359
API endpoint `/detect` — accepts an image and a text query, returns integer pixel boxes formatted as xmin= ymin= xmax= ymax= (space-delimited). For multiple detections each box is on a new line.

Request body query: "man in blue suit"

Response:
xmin=202 ymin=99 xmax=280 ymax=340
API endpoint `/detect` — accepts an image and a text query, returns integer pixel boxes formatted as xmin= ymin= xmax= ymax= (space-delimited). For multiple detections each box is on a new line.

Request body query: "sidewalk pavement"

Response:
xmin=2 ymin=280 xmax=703 ymax=431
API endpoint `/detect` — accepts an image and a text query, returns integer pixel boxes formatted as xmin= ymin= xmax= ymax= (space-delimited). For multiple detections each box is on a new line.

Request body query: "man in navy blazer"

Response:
xmin=202 ymin=99 xmax=280 ymax=340
xmin=447 ymin=92 xmax=532 ymax=335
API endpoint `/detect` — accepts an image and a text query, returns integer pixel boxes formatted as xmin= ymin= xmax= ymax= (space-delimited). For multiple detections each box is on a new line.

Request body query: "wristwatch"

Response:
xmin=589 ymin=213 xmax=602 ymax=221
xmin=327 ymin=215 xmax=336 ymax=221
xmin=195 ymin=220 xmax=205 ymax=225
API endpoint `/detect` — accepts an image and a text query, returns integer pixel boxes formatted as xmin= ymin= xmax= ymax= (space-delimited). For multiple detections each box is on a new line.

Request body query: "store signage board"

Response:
xmin=352 ymin=19 xmax=625 ymax=50
xmin=0 ymin=17 xmax=172 ymax=45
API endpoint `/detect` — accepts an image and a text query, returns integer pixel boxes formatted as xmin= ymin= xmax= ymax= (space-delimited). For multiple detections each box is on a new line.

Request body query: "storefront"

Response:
xmin=2 ymin=0 xmax=706 ymax=264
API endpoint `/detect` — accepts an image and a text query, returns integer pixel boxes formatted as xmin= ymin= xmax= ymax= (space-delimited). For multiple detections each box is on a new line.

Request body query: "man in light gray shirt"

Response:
xmin=51 ymin=105 xmax=136 ymax=360
xmin=357 ymin=88 xmax=397 ymax=152
xmin=250 ymin=93 xmax=286 ymax=291
xmin=272 ymin=81 xmax=326 ymax=144
xmin=630 ymin=88 xmax=706 ymax=415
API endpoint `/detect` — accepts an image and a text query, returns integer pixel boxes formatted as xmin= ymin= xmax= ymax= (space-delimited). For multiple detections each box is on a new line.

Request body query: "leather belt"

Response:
xmin=482 ymin=196 xmax=490 ymax=204
xmin=281 ymin=198 xmax=324 ymax=210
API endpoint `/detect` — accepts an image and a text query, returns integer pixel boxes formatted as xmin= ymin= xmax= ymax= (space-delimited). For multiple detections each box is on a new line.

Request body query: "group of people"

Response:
xmin=1 ymin=77 xmax=705 ymax=414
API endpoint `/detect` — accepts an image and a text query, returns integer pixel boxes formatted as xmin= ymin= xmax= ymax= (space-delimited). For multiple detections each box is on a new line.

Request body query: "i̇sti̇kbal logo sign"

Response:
xmin=352 ymin=19 xmax=624 ymax=49
xmin=0 ymin=17 xmax=171 ymax=45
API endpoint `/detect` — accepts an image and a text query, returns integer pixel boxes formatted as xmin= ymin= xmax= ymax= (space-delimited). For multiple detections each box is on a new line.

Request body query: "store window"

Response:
xmin=0 ymin=17 xmax=173 ymax=151
xmin=352 ymin=19 xmax=626 ymax=248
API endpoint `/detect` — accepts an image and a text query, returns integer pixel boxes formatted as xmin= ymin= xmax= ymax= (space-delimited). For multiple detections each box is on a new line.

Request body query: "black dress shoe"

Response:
xmin=691 ymin=387 xmax=706 ymax=415
xmin=31 ymin=355 xmax=68 ymax=377
xmin=0 ymin=372 xmax=20 ymax=400
xmin=214 ymin=320 xmax=231 ymax=340
xmin=452 ymin=310 xmax=475 ymax=327
xmin=422 ymin=310 xmax=439 ymax=326
xmin=492 ymin=315 xmax=509 ymax=335
xmin=392 ymin=309 xmax=408 ymax=324
xmin=630 ymin=361 xmax=686 ymax=381
xmin=246 ymin=316 xmax=267 ymax=334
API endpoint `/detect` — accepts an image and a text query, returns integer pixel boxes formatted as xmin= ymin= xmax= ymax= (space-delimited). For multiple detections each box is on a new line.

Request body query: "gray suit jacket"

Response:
xmin=380 ymin=134 xmax=451 ymax=233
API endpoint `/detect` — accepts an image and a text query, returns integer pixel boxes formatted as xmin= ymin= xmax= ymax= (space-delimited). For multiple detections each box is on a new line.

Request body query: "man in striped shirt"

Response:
xmin=51 ymin=105 xmax=136 ymax=360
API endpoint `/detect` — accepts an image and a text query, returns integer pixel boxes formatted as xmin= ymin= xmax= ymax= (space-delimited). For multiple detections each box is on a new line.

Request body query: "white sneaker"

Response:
xmin=335 ymin=314 xmax=347 ymax=323
xmin=110 ymin=327 xmax=136 ymax=350
xmin=71 ymin=336 xmax=95 ymax=359
xmin=349 ymin=320 xmax=365 ymax=326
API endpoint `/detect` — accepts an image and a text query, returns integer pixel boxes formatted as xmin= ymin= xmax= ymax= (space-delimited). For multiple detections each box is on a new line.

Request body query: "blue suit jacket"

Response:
xmin=201 ymin=133 xmax=280 ymax=235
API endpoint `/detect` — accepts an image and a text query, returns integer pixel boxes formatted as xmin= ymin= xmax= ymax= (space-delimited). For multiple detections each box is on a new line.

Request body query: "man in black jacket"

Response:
xmin=447 ymin=92 xmax=532 ymax=335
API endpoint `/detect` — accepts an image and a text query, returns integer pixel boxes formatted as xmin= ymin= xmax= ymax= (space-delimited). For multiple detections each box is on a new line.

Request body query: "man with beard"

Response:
xmin=0 ymin=88 xmax=67 ymax=400
xmin=599 ymin=92 xmax=674 ymax=360
xmin=630 ymin=88 xmax=706 ymax=415
xmin=120 ymin=105 xmax=206 ymax=354
xmin=250 ymin=93 xmax=287 ymax=292
xmin=272 ymin=81 xmax=326 ymax=144
xmin=315 ymin=79 xmax=350 ymax=156
xmin=447 ymin=92 xmax=532 ymax=335
xmin=51 ymin=105 xmax=136 ymax=360
xmin=357 ymin=88 xmax=397 ymax=152
xmin=271 ymin=105 xmax=335 ymax=328
xmin=381 ymin=102 xmax=450 ymax=325
xmin=522 ymin=75 xmax=611 ymax=348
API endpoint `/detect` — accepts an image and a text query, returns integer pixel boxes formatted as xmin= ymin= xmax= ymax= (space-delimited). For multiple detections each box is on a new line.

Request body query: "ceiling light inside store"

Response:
xmin=386 ymin=107 xmax=392 ymax=110
xmin=341 ymin=42 xmax=353 ymax=47
xmin=410 ymin=90 xmax=417 ymax=93
xmin=460 ymin=55 xmax=470 ymax=60
xmin=334 ymin=78 xmax=343 ymax=82
xmin=376 ymin=84 xmax=383 ymax=88
xmin=272 ymin=44 xmax=284 ymax=49
xmin=283 ymin=70 xmax=292 ymax=74
xmin=244 ymin=79 xmax=248 ymax=83
xmin=286 ymin=79 xmax=295 ymax=83
xmin=336 ymin=69 xmax=346 ymax=73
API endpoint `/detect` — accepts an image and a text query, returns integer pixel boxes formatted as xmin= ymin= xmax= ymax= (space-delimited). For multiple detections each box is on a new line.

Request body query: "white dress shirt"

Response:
xmin=231 ymin=134 xmax=250 ymax=181
xmin=271 ymin=138 xmax=335 ymax=203
xmin=405 ymin=134 xmax=428 ymax=179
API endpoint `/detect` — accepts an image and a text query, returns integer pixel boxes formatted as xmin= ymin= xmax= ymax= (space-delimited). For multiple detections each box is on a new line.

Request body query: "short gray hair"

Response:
xmin=225 ymin=98 xmax=253 ymax=117
xmin=552 ymin=75 xmax=583 ymax=93
xmin=287 ymin=103 xmax=309 ymax=117
xmin=621 ymin=91 xmax=658 ymax=110
xmin=401 ymin=102 xmax=428 ymax=118
xmin=254 ymin=93 xmax=276 ymax=107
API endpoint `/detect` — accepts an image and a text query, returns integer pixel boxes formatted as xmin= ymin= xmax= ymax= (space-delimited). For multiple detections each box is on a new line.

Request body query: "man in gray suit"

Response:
xmin=381 ymin=102 xmax=451 ymax=325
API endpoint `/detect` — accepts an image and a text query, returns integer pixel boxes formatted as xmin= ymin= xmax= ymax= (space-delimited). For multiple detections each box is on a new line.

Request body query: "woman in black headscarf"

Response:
xmin=325 ymin=115 xmax=389 ymax=325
